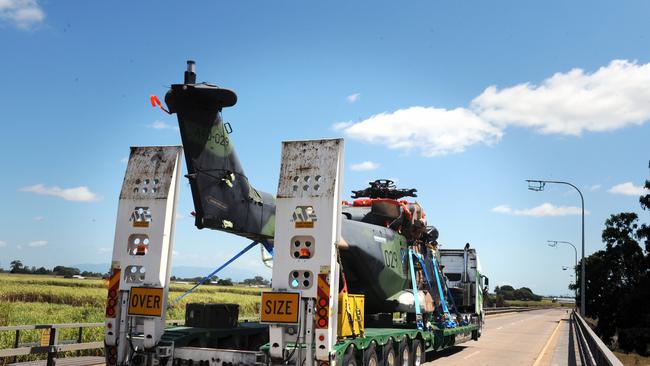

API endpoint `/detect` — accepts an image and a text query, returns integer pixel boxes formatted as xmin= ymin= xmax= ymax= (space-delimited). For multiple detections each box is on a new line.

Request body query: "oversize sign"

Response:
xmin=260 ymin=292 xmax=300 ymax=323
xmin=128 ymin=287 xmax=164 ymax=317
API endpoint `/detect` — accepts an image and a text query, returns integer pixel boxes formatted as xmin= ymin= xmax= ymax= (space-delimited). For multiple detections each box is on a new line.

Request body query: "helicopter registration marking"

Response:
xmin=261 ymin=292 xmax=300 ymax=323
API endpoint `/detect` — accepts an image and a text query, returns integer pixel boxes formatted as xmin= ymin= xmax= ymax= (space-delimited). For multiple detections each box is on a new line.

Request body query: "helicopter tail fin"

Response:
xmin=163 ymin=61 xmax=275 ymax=242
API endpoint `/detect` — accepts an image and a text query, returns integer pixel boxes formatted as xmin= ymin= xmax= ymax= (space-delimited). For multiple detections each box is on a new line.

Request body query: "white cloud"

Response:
xmin=346 ymin=93 xmax=361 ymax=103
xmin=608 ymin=182 xmax=648 ymax=196
xmin=0 ymin=240 xmax=6 ymax=247
xmin=336 ymin=60 xmax=650 ymax=157
xmin=472 ymin=60 xmax=650 ymax=135
xmin=0 ymin=0 xmax=44 ymax=29
xmin=491 ymin=203 xmax=588 ymax=217
xmin=335 ymin=107 xmax=502 ymax=157
xmin=33 ymin=216 xmax=44 ymax=221
xmin=20 ymin=184 xmax=102 ymax=202
xmin=587 ymin=184 xmax=601 ymax=192
xmin=491 ymin=205 xmax=513 ymax=214
xmin=28 ymin=240 xmax=47 ymax=247
xmin=148 ymin=120 xmax=178 ymax=130
xmin=350 ymin=161 xmax=380 ymax=171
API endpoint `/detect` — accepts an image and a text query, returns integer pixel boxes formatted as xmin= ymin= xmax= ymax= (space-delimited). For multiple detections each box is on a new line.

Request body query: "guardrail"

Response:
xmin=484 ymin=306 xmax=538 ymax=315
xmin=0 ymin=322 xmax=104 ymax=366
xmin=571 ymin=310 xmax=623 ymax=366
xmin=0 ymin=320 xmax=184 ymax=366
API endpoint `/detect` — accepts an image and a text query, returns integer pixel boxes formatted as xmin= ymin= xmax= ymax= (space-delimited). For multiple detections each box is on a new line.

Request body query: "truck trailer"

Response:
xmin=103 ymin=62 xmax=489 ymax=366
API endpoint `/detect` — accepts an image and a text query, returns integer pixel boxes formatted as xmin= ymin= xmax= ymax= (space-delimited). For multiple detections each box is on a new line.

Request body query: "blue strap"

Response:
xmin=412 ymin=251 xmax=436 ymax=299
xmin=430 ymin=256 xmax=450 ymax=315
xmin=445 ymin=278 xmax=459 ymax=313
xmin=431 ymin=256 xmax=457 ymax=328
xmin=407 ymin=249 xmax=424 ymax=330
xmin=261 ymin=240 xmax=274 ymax=257
xmin=170 ymin=241 xmax=259 ymax=306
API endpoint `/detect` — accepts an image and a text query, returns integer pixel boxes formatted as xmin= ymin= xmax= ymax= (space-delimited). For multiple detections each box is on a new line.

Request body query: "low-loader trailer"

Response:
xmin=104 ymin=62 xmax=488 ymax=366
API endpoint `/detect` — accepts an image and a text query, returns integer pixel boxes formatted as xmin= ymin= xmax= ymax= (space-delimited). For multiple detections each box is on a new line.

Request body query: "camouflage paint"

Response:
xmin=164 ymin=68 xmax=431 ymax=314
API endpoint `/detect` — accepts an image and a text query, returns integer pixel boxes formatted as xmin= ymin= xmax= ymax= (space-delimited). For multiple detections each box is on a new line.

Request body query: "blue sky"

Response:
xmin=0 ymin=0 xmax=648 ymax=295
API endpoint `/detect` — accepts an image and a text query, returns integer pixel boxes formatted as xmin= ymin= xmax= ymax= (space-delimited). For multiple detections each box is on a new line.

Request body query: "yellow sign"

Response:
xmin=260 ymin=292 xmax=300 ymax=323
xmin=128 ymin=287 xmax=164 ymax=317
xmin=40 ymin=329 xmax=51 ymax=347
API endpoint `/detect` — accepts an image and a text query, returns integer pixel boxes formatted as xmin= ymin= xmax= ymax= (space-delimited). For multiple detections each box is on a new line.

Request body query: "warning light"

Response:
xmin=318 ymin=308 xmax=327 ymax=317
xmin=318 ymin=298 xmax=327 ymax=307
xmin=318 ymin=334 xmax=325 ymax=341
xmin=107 ymin=322 xmax=113 ymax=329
xmin=318 ymin=318 xmax=327 ymax=327
xmin=299 ymin=248 xmax=311 ymax=258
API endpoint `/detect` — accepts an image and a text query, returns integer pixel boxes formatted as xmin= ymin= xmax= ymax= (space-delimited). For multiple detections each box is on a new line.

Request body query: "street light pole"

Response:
xmin=548 ymin=240 xmax=578 ymax=301
xmin=527 ymin=179 xmax=586 ymax=315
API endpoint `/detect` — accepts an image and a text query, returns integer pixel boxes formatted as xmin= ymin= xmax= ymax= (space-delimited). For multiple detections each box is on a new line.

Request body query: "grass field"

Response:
xmin=504 ymin=299 xmax=574 ymax=307
xmin=0 ymin=273 xmax=265 ymax=363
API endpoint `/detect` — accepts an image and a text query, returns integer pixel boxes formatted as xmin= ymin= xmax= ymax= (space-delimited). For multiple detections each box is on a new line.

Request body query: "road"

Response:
xmin=425 ymin=308 xmax=573 ymax=366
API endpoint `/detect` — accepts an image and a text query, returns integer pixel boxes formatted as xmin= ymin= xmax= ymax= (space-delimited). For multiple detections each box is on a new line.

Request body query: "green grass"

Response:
xmin=0 ymin=273 xmax=265 ymax=364
xmin=504 ymin=299 xmax=573 ymax=307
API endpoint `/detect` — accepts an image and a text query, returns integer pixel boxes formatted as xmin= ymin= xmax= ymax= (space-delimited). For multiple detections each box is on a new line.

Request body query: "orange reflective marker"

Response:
xmin=150 ymin=95 xmax=170 ymax=114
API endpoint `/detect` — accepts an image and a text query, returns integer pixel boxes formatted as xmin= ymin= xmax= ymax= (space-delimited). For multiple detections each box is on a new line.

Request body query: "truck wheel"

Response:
xmin=382 ymin=340 xmax=396 ymax=366
xmin=343 ymin=347 xmax=358 ymax=366
xmin=363 ymin=343 xmax=379 ymax=366
xmin=398 ymin=339 xmax=410 ymax=366
xmin=411 ymin=339 xmax=425 ymax=366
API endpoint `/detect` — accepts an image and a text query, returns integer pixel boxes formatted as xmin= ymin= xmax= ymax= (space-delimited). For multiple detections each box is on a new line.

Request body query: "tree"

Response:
xmin=217 ymin=278 xmax=233 ymax=286
xmin=494 ymin=285 xmax=542 ymax=302
xmin=243 ymin=276 xmax=270 ymax=286
xmin=53 ymin=266 xmax=80 ymax=277
xmin=571 ymin=161 xmax=650 ymax=355
xmin=10 ymin=260 xmax=23 ymax=273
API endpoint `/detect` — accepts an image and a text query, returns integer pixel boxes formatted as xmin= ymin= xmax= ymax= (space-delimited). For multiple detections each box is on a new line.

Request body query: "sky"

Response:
xmin=0 ymin=0 xmax=649 ymax=296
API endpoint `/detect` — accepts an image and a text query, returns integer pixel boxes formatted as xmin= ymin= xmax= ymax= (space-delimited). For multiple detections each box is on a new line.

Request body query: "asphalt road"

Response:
xmin=425 ymin=308 xmax=572 ymax=366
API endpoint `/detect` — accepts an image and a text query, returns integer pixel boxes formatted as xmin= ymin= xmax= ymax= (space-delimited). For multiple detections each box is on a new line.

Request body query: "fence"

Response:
xmin=0 ymin=321 xmax=184 ymax=366
xmin=571 ymin=310 xmax=623 ymax=366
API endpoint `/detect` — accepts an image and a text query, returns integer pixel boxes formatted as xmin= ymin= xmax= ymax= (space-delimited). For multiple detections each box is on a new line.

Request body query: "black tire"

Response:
xmin=411 ymin=339 xmax=425 ymax=366
xmin=382 ymin=340 xmax=396 ymax=366
xmin=398 ymin=339 xmax=410 ymax=366
xmin=343 ymin=347 xmax=358 ymax=366
xmin=363 ymin=343 xmax=379 ymax=366
xmin=472 ymin=315 xmax=483 ymax=341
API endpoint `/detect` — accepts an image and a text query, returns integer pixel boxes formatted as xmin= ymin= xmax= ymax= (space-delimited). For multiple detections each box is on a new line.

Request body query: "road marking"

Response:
xmin=463 ymin=351 xmax=480 ymax=360
xmin=531 ymin=320 xmax=563 ymax=366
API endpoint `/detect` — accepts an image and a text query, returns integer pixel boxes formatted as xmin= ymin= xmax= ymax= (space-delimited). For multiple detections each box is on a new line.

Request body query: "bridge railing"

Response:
xmin=571 ymin=310 xmax=623 ymax=366
xmin=484 ymin=306 xmax=538 ymax=315
xmin=0 ymin=320 xmax=184 ymax=366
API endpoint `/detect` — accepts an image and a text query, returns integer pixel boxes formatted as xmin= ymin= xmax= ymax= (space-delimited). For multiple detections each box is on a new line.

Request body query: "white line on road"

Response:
xmin=463 ymin=351 xmax=481 ymax=360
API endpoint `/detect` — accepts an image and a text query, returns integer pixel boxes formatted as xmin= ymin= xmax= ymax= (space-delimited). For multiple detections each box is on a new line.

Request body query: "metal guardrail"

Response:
xmin=0 ymin=322 xmax=104 ymax=366
xmin=0 ymin=320 xmax=185 ymax=366
xmin=571 ymin=310 xmax=623 ymax=366
xmin=484 ymin=306 xmax=538 ymax=315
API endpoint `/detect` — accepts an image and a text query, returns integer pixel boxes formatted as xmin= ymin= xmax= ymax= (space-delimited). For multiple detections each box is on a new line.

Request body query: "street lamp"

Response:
xmin=547 ymin=240 xmax=578 ymax=306
xmin=528 ymin=179 xmax=586 ymax=315
xmin=548 ymin=240 xmax=578 ymax=272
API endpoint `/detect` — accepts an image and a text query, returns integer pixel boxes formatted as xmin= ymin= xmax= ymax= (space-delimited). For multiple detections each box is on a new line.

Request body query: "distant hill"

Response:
xmin=72 ymin=263 xmax=270 ymax=282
